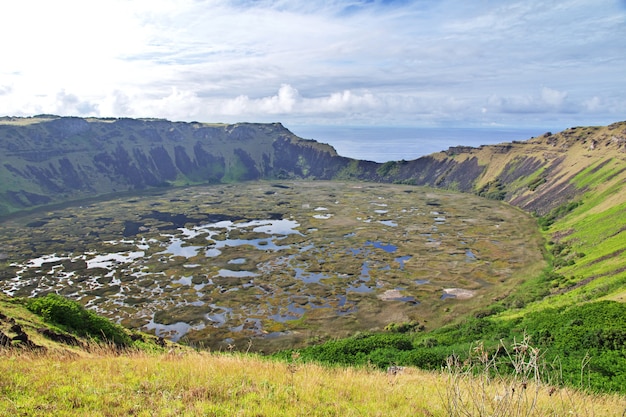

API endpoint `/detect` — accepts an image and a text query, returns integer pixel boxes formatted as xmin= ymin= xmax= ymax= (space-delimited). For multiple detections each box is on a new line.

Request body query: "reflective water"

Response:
xmin=216 ymin=269 xmax=259 ymax=278
xmin=145 ymin=318 xmax=205 ymax=342
xmin=160 ymin=239 xmax=200 ymax=258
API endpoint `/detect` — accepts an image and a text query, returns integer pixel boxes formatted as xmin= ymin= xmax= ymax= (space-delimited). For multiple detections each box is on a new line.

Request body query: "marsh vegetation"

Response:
xmin=0 ymin=181 xmax=544 ymax=351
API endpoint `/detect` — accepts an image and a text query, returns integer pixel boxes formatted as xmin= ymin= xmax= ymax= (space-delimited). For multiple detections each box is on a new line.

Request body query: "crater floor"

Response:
xmin=0 ymin=181 xmax=545 ymax=351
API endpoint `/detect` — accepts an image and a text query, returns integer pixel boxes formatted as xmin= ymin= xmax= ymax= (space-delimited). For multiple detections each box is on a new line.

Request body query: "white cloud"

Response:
xmin=210 ymin=85 xmax=381 ymax=120
xmin=485 ymin=87 xmax=573 ymax=116
xmin=541 ymin=88 xmax=568 ymax=109
xmin=0 ymin=0 xmax=624 ymax=128
xmin=259 ymin=84 xmax=299 ymax=114
xmin=0 ymin=85 xmax=12 ymax=96
xmin=584 ymin=96 xmax=602 ymax=112
xmin=54 ymin=90 xmax=99 ymax=115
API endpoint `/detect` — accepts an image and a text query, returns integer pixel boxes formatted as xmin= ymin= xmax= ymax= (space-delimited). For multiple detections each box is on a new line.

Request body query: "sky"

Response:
xmin=1 ymin=0 xmax=625 ymax=132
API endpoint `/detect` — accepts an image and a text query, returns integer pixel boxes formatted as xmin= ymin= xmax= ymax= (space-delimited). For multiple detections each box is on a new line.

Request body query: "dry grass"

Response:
xmin=441 ymin=335 xmax=626 ymax=417
xmin=1 ymin=348 xmax=624 ymax=416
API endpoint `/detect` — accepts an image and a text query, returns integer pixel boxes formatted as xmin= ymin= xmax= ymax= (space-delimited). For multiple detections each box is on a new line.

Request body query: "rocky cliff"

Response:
xmin=0 ymin=116 xmax=351 ymax=215
xmin=359 ymin=121 xmax=626 ymax=216
xmin=1 ymin=116 xmax=625 ymax=218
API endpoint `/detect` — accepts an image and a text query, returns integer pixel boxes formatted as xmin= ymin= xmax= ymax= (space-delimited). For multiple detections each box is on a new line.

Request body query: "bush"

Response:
xmin=476 ymin=179 xmax=506 ymax=200
xmin=27 ymin=294 xmax=131 ymax=346
xmin=401 ymin=348 xmax=448 ymax=369
xmin=276 ymin=301 xmax=626 ymax=393
xmin=527 ymin=176 xmax=546 ymax=191
xmin=288 ymin=333 xmax=415 ymax=368
xmin=384 ymin=321 xmax=423 ymax=333
xmin=537 ymin=201 xmax=582 ymax=230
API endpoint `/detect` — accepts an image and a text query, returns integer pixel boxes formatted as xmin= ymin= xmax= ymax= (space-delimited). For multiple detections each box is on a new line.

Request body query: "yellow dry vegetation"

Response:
xmin=1 ymin=350 xmax=625 ymax=416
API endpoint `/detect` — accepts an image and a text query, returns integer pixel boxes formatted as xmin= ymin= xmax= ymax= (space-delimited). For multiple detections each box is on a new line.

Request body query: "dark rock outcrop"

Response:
xmin=8 ymin=323 xmax=40 ymax=349
xmin=0 ymin=330 xmax=10 ymax=347
xmin=38 ymin=328 xmax=83 ymax=347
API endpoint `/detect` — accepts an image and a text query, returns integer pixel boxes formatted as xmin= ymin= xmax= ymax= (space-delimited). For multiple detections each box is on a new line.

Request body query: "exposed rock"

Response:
xmin=379 ymin=289 xmax=406 ymax=301
xmin=443 ymin=288 xmax=476 ymax=299
xmin=0 ymin=330 xmax=10 ymax=347
xmin=38 ymin=328 xmax=83 ymax=347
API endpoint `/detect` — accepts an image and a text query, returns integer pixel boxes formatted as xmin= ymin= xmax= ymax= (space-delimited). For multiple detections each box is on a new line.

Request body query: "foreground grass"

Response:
xmin=1 ymin=351 xmax=624 ymax=416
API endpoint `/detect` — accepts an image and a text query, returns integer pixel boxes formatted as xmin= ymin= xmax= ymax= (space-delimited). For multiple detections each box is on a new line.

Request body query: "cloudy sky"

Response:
xmin=1 ymin=0 xmax=625 ymax=130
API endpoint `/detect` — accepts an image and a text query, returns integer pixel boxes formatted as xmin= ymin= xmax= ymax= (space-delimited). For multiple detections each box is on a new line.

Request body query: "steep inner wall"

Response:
xmin=2 ymin=116 xmax=626 ymax=219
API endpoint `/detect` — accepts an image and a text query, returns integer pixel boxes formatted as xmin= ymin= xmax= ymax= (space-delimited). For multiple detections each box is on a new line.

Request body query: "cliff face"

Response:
xmin=365 ymin=121 xmax=626 ymax=216
xmin=2 ymin=116 xmax=625 ymax=218
xmin=0 ymin=117 xmax=350 ymax=215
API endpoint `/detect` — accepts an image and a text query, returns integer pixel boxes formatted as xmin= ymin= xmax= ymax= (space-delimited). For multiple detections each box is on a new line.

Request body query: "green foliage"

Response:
xmin=499 ymin=269 xmax=555 ymax=309
xmin=398 ymin=347 xmax=449 ymax=370
xmin=376 ymin=161 xmax=397 ymax=177
xmin=476 ymin=179 xmax=506 ymax=200
xmin=186 ymin=164 xmax=225 ymax=183
xmin=275 ymin=333 xmax=414 ymax=368
xmin=222 ymin=154 xmax=250 ymax=182
xmin=26 ymin=293 xmax=131 ymax=346
xmin=527 ymin=176 xmax=546 ymax=191
xmin=547 ymin=240 xmax=585 ymax=270
xmin=537 ymin=201 xmax=582 ymax=230
xmin=393 ymin=178 xmax=417 ymax=185
xmin=520 ymin=301 xmax=626 ymax=392
xmin=436 ymin=301 xmax=626 ymax=393
xmin=523 ymin=301 xmax=626 ymax=351
xmin=336 ymin=160 xmax=365 ymax=180
xmin=296 ymin=155 xmax=311 ymax=176
xmin=572 ymin=158 xmax=622 ymax=189
xmin=278 ymin=301 xmax=626 ymax=393
xmin=384 ymin=321 xmax=423 ymax=333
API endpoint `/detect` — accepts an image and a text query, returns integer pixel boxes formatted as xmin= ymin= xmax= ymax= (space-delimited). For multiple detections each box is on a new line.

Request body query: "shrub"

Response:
xmin=287 ymin=333 xmax=415 ymax=367
xmin=476 ymin=179 xmax=506 ymax=200
xmin=401 ymin=348 xmax=447 ymax=369
xmin=384 ymin=321 xmax=423 ymax=333
xmin=27 ymin=293 xmax=131 ymax=346
xmin=376 ymin=161 xmax=397 ymax=177
xmin=537 ymin=201 xmax=582 ymax=230
xmin=527 ymin=176 xmax=546 ymax=191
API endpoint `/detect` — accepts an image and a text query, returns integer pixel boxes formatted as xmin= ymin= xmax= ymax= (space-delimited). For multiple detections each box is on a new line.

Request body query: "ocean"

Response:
xmin=287 ymin=125 xmax=553 ymax=163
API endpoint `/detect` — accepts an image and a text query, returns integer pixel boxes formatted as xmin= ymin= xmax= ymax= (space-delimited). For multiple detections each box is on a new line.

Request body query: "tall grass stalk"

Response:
xmin=441 ymin=334 xmax=623 ymax=417
xmin=1 ymin=346 xmax=624 ymax=416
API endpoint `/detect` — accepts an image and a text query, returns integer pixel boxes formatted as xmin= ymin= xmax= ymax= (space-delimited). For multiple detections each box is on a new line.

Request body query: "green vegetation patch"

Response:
xmin=537 ymin=201 xmax=582 ymax=230
xmin=572 ymin=158 xmax=624 ymax=189
xmin=26 ymin=293 xmax=131 ymax=346
xmin=279 ymin=300 xmax=626 ymax=393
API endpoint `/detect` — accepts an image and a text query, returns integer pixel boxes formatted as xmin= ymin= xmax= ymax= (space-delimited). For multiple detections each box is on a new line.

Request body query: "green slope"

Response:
xmin=274 ymin=122 xmax=626 ymax=393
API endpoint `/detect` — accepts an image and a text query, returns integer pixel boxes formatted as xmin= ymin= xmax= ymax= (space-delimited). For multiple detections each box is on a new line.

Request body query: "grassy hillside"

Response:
xmin=491 ymin=124 xmax=626 ymax=310
xmin=3 ymin=349 xmax=626 ymax=416
xmin=389 ymin=121 xmax=626 ymax=311
xmin=1 ymin=219 xmax=624 ymax=415
xmin=0 ymin=292 xmax=172 ymax=354
xmin=1 ymin=291 xmax=624 ymax=416
xmin=273 ymin=123 xmax=626 ymax=394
